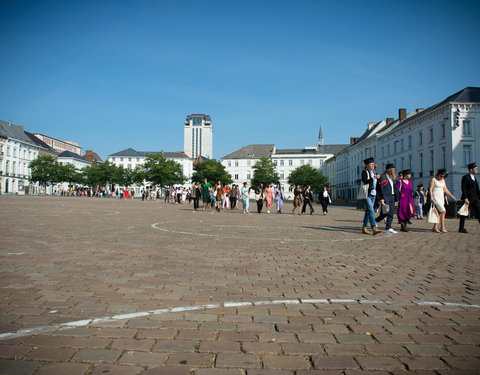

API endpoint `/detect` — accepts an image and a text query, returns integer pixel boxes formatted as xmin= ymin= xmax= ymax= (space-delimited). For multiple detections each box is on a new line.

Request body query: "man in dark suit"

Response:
xmin=375 ymin=163 xmax=400 ymax=233
xmin=459 ymin=162 xmax=480 ymax=233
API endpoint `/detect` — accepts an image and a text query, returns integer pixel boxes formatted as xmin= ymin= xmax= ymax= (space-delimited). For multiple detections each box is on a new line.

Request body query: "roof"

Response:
xmin=108 ymin=148 xmax=189 ymax=159
xmin=24 ymin=131 xmax=57 ymax=153
xmin=275 ymin=144 xmax=347 ymax=155
xmin=58 ymin=150 xmax=90 ymax=163
xmin=83 ymin=150 xmax=103 ymax=163
xmin=33 ymin=133 xmax=80 ymax=148
xmin=0 ymin=121 xmax=35 ymax=144
xmin=222 ymin=144 xmax=275 ymax=159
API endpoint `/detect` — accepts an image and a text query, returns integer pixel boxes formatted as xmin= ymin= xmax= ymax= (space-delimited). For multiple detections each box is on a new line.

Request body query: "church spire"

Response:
xmin=317 ymin=123 xmax=324 ymax=148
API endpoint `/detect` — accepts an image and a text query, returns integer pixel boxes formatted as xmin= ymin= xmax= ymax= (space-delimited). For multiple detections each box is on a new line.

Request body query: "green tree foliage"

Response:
xmin=191 ymin=159 xmax=232 ymax=185
xmin=29 ymin=155 xmax=58 ymax=191
xmin=57 ymin=163 xmax=82 ymax=185
xmin=251 ymin=157 xmax=279 ymax=190
xmin=142 ymin=153 xmax=185 ymax=188
xmin=288 ymin=164 xmax=328 ymax=193
xmin=82 ymin=161 xmax=118 ymax=188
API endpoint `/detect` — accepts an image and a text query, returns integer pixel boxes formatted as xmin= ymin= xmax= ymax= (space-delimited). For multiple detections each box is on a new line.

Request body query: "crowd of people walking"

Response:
xmin=360 ymin=157 xmax=479 ymax=235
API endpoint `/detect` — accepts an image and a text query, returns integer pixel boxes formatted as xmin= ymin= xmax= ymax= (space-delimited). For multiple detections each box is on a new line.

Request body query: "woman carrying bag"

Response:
xmin=428 ymin=169 xmax=456 ymax=233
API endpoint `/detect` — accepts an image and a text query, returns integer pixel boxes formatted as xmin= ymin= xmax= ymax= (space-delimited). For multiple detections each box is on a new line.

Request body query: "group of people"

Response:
xmin=189 ymin=178 xmax=331 ymax=215
xmin=361 ymin=157 xmax=479 ymax=235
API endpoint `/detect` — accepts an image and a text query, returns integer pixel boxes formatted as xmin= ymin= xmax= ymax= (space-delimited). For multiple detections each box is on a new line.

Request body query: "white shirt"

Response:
xmin=471 ymin=173 xmax=476 ymax=181
xmin=387 ymin=176 xmax=394 ymax=194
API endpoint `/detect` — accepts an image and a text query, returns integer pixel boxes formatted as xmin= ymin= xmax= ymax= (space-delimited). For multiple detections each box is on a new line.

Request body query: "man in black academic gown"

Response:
xmin=459 ymin=162 xmax=480 ymax=233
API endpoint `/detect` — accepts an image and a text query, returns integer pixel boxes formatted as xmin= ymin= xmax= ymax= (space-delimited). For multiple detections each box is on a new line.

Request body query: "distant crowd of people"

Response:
xmin=361 ymin=158 xmax=479 ymax=235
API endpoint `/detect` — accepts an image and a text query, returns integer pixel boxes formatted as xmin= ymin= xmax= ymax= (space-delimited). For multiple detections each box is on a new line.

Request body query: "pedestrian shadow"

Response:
xmin=302 ymin=225 xmax=362 ymax=234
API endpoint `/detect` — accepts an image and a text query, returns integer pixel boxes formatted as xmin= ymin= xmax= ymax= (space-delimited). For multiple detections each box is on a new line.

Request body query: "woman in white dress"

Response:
xmin=428 ymin=169 xmax=456 ymax=233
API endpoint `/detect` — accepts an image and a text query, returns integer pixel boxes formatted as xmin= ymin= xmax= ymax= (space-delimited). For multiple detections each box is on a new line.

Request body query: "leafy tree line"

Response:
xmin=29 ymin=154 xmax=328 ymax=194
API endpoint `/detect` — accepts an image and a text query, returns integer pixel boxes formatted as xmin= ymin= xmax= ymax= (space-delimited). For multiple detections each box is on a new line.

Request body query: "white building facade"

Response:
xmin=183 ymin=114 xmax=213 ymax=159
xmin=323 ymin=87 xmax=480 ymax=202
xmin=221 ymin=139 xmax=347 ymax=199
xmin=107 ymin=148 xmax=194 ymax=194
xmin=33 ymin=134 xmax=82 ymax=155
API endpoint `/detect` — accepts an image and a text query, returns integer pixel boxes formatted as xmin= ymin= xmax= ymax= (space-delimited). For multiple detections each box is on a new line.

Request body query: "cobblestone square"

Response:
xmin=0 ymin=196 xmax=479 ymax=374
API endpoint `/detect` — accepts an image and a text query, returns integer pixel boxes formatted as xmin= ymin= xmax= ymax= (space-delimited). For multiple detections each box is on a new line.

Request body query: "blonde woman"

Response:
xmin=428 ymin=169 xmax=456 ymax=233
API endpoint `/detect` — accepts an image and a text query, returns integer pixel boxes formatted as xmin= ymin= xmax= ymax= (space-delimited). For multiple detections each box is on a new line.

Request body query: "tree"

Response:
xmin=82 ymin=162 xmax=117 ymax=189
xmin=251 ymin=158 xmax=279 ymax=190
xmin=57 ymin=163 xmax=82 ymax=186
xmin=288 ymin=164 xmax=328 ymax=194
xmin=29 ymin=155 xmax=58 ymax=193
xmin=191 ymin=159 xmax=232 ymax=185
xmin=142 ymin=153 xmax=185 ymax=188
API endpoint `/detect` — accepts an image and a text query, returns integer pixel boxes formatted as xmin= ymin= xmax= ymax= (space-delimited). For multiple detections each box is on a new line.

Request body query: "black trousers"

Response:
xmin=193 ymin=196 xmax=200 ymax=210
xmin=459 ymin=199 xmax=480 ymax=229
xmin=230 ymin=197 xmax=237 ymax=209
xmin=257 ymin=199 xmax=263 ymax=213
xmin=321 ymin=199 xmax=329 ymax=213
xmin=375 ymin=199 xmax=395 ymax=230
xmin=302 ymin=200 xmax=314 ymax=214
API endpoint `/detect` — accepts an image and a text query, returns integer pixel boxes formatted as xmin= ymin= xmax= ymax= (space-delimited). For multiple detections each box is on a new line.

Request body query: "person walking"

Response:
xmin=215 ymin=181 xmax=223 ymax=212
xmin=201 ymin=178 xmax=212 ymax=212
xmin=192 ymin=181 xmax=201 ymax=211
xmin=459 ymin=162 xmax=480 ymax=233
xmin=361 ymin=158 xmax=382 ymax=235
xmin=413 ymin=184 xmax=425 ymax=219
xmin=292 ymin=185 xmax=302 ymax=215
xmin=301 ymin=185 xmax=315 ymax=215
xmin=320 ymin=186 xmax=331 ymax=215
xmin=397 ymin=169 xmax=414 ymax=232
xmin=428 ymin=169 xmax=456 ymax=233
xmin=375 ymin=163 xmax=400 ymax=234
xmin=241 ymin=182 xmax=250 ymax=214
xmin=274 ymin=184 xmax=285 ymax=213
xmin=264 ymin=184 xmax=274 ymax=213
xmin=255 ymin=183 xmax=264 ymax=213
xmin=230 ymin=184 xmax=238 ymax=210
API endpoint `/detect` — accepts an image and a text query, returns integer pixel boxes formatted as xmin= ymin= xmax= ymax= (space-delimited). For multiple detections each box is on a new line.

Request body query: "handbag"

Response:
xmin=427 ymin=203 xmax=439 ymax=224
xmin=457 ymin=202 xmax=469 ymax=217
xmin=357 ymin=184 xmax=368 ymax=200
xmin=380 ymin=202 xmax=390 ymax=215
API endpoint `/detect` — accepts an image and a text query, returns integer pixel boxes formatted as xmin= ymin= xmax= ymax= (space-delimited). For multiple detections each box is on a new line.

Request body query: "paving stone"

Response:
xmin=335 ymin=333 xmax=375 ymax=344
xmin=324 ymin=344 xmax=364 ymax=356
xmin=34 ymin=362 xmax=91 ymax=375
xmin=142 ymin=366 xmax=190 ymax=375
xmin=194 ymin=369 xmax=243 ymax=375
xmin=404 ymin=344 xmax=449 ymax=356
xmin=399 ymin=356 xmax=448 ymax=370
xmin=215 ymin=353 xmax=261 ymax=368
xmin=312 ymin=355 xmax=358 ymax=370
xmin=242 ymin=341 xmax=282 ymax=354
xmin=281 ymin=342 xmax=323 ymax=355
xmin=356 ymin=356 xmax=404 ymax=371
xmin=73 ymin=349 xmax=122 ymax=363
xmin=0 ymin=344 xmax=32 ymax=360
xmin=119 ymin=351 xmax=168 ymax=366
xmin=153 ymin=339 xmax=196 ymax=352
xmin=110 ymin=338 xmax=155 ymax=351
xmin=166 ymin=352 xmax=214 ymax=367
xmin=262 ymin=355 xmax=311 ymax=370
xmin=90 ymin=364 xmax=143 ymax=375
xmin=27 ymin=346 xmax=77 ymax=361
xmin=0 ymin=359 xmax=40 ymax=375
xmin=442 ymin=356 xmax=480 ymax=369
xmin=297 ymin=333 xmax=336 ymax=344
xmin=364 ymin=343 xmax=408 ymax=356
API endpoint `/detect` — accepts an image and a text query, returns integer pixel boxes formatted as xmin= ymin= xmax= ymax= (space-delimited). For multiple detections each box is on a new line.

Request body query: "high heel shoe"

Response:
xmin=432 ymin=227 xmax=440 ymax=233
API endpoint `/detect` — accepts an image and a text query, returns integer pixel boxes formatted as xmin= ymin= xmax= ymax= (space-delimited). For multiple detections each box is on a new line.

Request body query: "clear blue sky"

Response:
xmin=1 ymin=0 xmax=479 ymax=160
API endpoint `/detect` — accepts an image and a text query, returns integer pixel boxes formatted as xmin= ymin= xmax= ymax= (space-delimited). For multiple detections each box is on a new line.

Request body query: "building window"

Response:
xmin=394 ymin=141 xmax=398 ymax=154
xmin=419 ymin=132 xmax=423 ymax=145
xmin=235 ymin=161 xmax=238 ymax=167
xmin=387 ymin=144 xmax=390 ymax=156
xmin=300 ymin=160 xmax=304 ymax=165
xmin=234 ymin=174 xmax=238 ymax=180
xmin=280 ymin=160 xmax=284 ymax=166
xmin=381 ymin=147 xmax=384 ymax=158
xmin=463 ymin=120 xmax=472 ymax=136
xmin=430 ymin=149 xmax=434 ymax=173
xmin=308 ymin=160 xmax=312 ymax=165
xmin=247 ymin=173 xmax=251 ymax=179
xmin=273 ymin=160 xmax=277 ymax=165
xmin=463 ymin=145 xmax=472 ymax=165
xmin=441 ymin=124 xmax=445 ymax=138
xmin=288 ymin=160 xmax=293 ymax=166
xmin=401 ymin=139 xmax=404 ymax=152
xmin=247 ymin=160 xmax=251 ymax=166
xmin=408 ymin=154 xmax=412 ymax=168
xmin=429 ymin=128 xmax=433 ymax=142
xmin=128 ymin=164 xmax=132 ymax=170
xmin=128 ymin=158 xmax=132 ymax=162
xmin=408 ymin=135 xmax=412 ymax=149
xmin=111 ymin=157 xmax=115 ymax=161
xmin=280 ymin=172 xmax=284 ymax=179
xmin=227 ymin=161 xmax=231 ymax=167
xmin=120 ymin=157 xmax=124 ymax=161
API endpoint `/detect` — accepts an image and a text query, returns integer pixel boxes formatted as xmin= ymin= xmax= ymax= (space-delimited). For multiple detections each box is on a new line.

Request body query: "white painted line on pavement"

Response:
xmin=1 ymin=298 xmax=479 ymax=341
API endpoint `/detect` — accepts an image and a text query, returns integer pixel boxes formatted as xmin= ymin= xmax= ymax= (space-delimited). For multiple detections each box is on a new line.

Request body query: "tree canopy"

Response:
xmin=191 ymin=159 xmax=232 ymax=185
xmin=142 ymin=153 xmax=185 ymax=188
xmin=251 ymin=158 xmax=279 ymax=190
xmin=29 ymin=155 xmax=58 ymax=189
xmin=287 ymin=164 xmax=328 ymax=193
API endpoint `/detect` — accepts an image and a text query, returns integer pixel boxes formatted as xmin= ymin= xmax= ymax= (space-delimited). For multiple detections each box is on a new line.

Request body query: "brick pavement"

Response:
xmin=0 ymin=196 xmax=479 ymax=374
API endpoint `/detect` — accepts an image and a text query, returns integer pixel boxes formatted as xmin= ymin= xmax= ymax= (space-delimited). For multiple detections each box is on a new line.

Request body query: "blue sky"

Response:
xmin=1 ymin=0 xmax=479 ymax=160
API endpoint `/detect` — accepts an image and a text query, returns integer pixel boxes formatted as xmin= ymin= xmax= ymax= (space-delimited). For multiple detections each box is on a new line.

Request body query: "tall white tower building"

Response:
xmin=184 ymin=114 xmax=212 ymax=159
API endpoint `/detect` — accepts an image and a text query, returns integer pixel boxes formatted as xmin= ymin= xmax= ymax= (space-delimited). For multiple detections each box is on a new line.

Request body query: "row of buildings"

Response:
xmin=1 ymin=87 xmax=479 ymax=200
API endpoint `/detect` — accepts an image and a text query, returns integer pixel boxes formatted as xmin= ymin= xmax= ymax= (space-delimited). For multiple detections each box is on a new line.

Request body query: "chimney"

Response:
xmin=350 ymin=137 xmax=360 ymax=145
xmin=399 ymin=108 xmax=407 ymax=122
xmin=367 ymin=122 xmax=376 ymax=130
xmin=416 ymin=108 xmax=424 ymax=113
xmin=386 ymin=117 xmax=394 ymax=124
